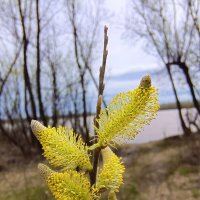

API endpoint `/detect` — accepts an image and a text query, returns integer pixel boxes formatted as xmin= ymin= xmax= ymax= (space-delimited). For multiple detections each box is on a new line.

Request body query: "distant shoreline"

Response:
xmin=0 ymin=101 xmax=196 ymax=122
xmin=160 ymin=101 xmax=195 ymax=110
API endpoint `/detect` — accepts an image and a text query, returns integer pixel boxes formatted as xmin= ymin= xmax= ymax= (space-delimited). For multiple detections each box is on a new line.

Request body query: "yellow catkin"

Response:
xmin=38 ymin=164 xmax=95 ymax=200
xmin=38 ymin=163 xmax=99 ymax=200
xmin=95 ymin=75 xmax=159 ymax=147
xmin=31 ymin=121 xmax=92 ymax=171
xmin=47 ymin=170 xmax=92 ymax=200
xmin=96 ymin=147 xmax=125 ymax=192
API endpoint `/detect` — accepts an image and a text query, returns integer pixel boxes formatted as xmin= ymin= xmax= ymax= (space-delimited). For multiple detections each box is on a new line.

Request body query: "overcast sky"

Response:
xmin=90 ymin=0 xmax=171 ymax=104
xmin=87 ymin=0 xmax=193 ymax=107
xmin=98 ymin=0 xmax=159 ymax=76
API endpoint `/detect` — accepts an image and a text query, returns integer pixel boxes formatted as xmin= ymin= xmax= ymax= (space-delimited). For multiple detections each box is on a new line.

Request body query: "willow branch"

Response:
xmin=90 ymin=25 xmax=108 ymax=186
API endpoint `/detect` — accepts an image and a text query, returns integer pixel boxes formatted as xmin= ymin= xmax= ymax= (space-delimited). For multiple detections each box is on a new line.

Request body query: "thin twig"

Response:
xmin=90 ymin=26 xmax=108 ymax=186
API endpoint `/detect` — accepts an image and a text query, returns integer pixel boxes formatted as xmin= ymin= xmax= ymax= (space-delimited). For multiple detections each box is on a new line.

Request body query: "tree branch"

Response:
xmin=90 ymin=25 xmax=108 ymax=186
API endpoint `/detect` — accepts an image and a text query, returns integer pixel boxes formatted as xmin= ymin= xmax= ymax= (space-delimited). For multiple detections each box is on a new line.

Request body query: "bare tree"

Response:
xmin=36 ymin=0 xmax=47 ymax=125
xmin=0 ymin=0 xmax=106 ymax=154
xmin=65 ymin=0 xmax=106 ymax=143
xmin=188 ymin=0 xmax=200 ymax=35
xmin=18 ymin=0 xmax=37 ymax=121
xmin=125 ymin=0 xmax=200 ymax=135
xmin=0 ymin=45 xmax=21 ymax=96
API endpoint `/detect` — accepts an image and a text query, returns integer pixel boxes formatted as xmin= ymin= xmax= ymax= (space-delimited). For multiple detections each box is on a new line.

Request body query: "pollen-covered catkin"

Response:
xmin=96 ymin=147 xmax=125 ymax=192
xmin=33 ymin=75 xmax=159 ymax=200
xmin=38 ymin=164 xmax=95 ymax=200
xmin=31 ymin=121 xmax=92 ymax=171
xmin=94 ymin=75 xmax=159 ymax=147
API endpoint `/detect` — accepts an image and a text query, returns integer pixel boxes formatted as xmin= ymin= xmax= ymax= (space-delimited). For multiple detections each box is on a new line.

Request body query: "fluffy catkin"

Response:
xmin=96 ymin=147 xmax=125 ymax=192
xmin=31 ymin=121 xmax=92 ymax=171
xmin=94 ymin=75 xmax=159 ymax=147
xmin=38 ymin=164 xmax=95 ymax=200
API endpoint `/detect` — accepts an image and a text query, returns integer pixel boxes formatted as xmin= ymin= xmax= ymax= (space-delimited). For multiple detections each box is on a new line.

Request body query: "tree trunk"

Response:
xmin=18 ymin=0 xmax=37 ymax=120
xmin=70 ymin=1 xmax=90 ymax=143
xmin=36 ymin=0 xmax=47 ymax=126
xmin=50 ymin=63 xmax=58 ymax=127
xmin=166 ymin=64 xmax=191 ymax=136
xmin=179 ymin=62 xmax=200 ymax=114
xmin=18 ymin=0 xmax=40 ymax=149
xmin=80 ymin=74 xmax=90 ymax=144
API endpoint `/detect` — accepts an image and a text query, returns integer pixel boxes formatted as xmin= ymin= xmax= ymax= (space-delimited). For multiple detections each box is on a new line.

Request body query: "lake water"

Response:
xmin=86 ymin=109 xmax=188 ymax=144
xmin=133 ymin=109 xmax=183 ymax=144
xmin=56 ymin=108 xmax=193 ymax=144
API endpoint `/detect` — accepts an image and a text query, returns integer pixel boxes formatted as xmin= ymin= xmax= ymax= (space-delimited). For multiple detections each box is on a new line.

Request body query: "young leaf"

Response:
xmin=108 ymin=191 xmax=118 ymax=200
xmin=38 ymin=163 xmax=53 ymax=180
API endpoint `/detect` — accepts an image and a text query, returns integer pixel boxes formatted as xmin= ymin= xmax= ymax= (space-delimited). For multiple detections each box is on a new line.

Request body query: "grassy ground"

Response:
xmin=117 ymin=134 xmax=200 ymax=200
xmin=0 ymin=134 xmax=200 ymax=200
